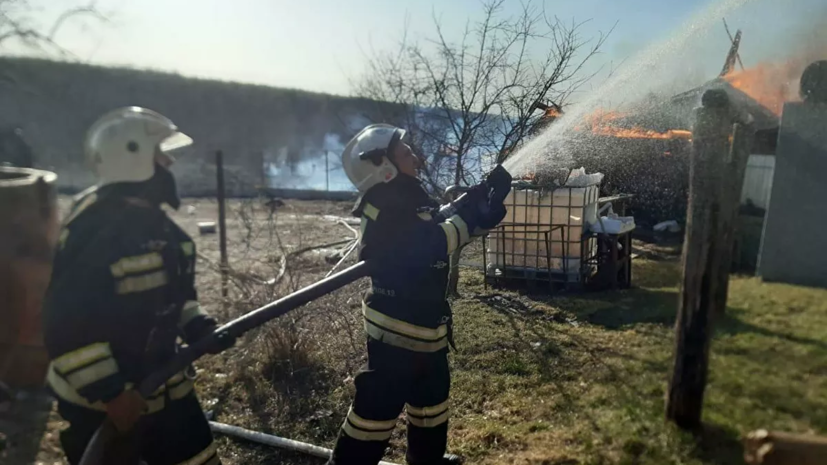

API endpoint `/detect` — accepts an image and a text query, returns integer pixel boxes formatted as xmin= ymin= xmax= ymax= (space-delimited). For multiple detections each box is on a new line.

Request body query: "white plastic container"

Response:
xmin=487 ymin=184 xmax=599 ymax=281
xmin=590 ymin=215 xmax=636 ymax=234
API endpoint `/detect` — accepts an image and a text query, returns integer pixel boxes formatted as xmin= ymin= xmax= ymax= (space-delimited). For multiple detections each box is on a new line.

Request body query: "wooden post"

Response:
xmin=216 ymin=150 xmax=229 ymax=300
xmin=714 ymin=117 xmax=754 ymax=313
xmin=666 ymin=89 xmax=740 ymax=429
xmin=744 ymin=430 xmax=827 ymax=465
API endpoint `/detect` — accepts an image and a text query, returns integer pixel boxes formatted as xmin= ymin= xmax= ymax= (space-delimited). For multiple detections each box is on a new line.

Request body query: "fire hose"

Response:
xmin=78 ymin=260 xmax=374 ymax=465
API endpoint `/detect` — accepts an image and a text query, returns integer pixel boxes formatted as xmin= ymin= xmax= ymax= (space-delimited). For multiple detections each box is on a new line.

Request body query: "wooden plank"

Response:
xmin=715 ymin=119 xmax=755 ymax=314
xmin=744 ymin=430 xmax=827 ymax=465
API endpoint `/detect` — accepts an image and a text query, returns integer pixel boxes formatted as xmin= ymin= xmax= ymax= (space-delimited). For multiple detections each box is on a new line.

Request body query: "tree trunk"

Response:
xmin=447 ymin=249 xmax=462 ymax=298
xmin=447 ymin=151 xmax=465 ymax=297
xmin=666 ymin=89 xmax=747 ymax=429
xmin=454 ymin=150 xmax=464 ymax=189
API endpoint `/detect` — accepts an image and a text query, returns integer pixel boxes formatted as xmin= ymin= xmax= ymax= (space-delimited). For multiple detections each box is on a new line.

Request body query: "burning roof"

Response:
xmin=573 ymin=109 xmax=693 ymax=141
xmin=670 ymin=78 xmax=780 ymax=131
xmin=559 ymin=72 xmax=783 ymax=143
xmin=672 ymin=56 xmax=818 ymax=131
xmin=532 ymin=45 xmax=820 ymax=153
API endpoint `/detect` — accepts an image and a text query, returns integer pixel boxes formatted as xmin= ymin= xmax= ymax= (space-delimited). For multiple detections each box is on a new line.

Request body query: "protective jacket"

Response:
xmin=353 ymin=175 xmax=475 ymax=354
xmin=43 ymin=186 xmax=214 ymax=413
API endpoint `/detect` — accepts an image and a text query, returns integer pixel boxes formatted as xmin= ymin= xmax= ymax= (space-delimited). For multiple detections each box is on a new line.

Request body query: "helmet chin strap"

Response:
xmin=385 ymin=128 xmax=405 ymax=170
xmin=152 ymin=162 xmax=181 ymax=210
xmin=100 ymin=162 xmax=181 ymax=210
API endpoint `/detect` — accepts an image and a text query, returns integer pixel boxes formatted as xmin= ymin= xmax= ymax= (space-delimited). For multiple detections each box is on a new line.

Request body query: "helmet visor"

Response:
xmin=159 ymin=131 xmax=194 ymax=153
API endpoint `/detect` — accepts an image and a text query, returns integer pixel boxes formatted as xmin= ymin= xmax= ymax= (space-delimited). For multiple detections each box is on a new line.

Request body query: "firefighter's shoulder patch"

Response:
xmin=144 ymin=240 xmax=167 ymax=251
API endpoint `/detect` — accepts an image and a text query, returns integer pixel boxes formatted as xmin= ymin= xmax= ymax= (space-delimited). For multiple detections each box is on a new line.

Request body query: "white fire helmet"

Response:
xmin=84 ymin=107 xmax=193 ymax=186
xmin=341 ymin=124 xmax=406 ymax=193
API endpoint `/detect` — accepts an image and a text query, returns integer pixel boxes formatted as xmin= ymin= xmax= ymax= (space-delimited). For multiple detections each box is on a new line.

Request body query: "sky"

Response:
xmin=4 ymin=0 xmax=826 ymax=97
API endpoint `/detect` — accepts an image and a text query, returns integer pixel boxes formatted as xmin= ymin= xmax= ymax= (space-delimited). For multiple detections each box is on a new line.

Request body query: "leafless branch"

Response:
xmin=353 ymin=0 xmax=612 ymax=191
xmin=0 ymin=0 xmax=105 ymax=57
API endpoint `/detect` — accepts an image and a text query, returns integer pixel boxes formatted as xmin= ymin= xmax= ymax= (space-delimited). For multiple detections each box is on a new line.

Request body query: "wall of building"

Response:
xmin=741 ymin=154 xmax=775 ymax=210
xmin=759 ymin=102 xmax=827 ymax=288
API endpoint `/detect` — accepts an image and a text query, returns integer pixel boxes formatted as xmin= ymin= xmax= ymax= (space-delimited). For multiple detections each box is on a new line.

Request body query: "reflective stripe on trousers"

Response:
xmin=362 ymin=304 xmax=448 ymax=353
xmin=406 ymin=400 xmax=450 ymax=428
xmin=341 ymin=407 xmax=397 ymax=442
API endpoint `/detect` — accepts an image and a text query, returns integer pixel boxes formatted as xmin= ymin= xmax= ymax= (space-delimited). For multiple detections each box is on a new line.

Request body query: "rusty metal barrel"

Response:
xmin=0 ymin=167 xmax=59 ymax=387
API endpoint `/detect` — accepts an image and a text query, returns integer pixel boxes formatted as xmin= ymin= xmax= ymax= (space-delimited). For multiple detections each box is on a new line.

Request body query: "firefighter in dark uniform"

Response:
xmin=329 ymin=124 xmax=511 ymax=465
xmin=43 ymin=107 xmax=229 ymax=465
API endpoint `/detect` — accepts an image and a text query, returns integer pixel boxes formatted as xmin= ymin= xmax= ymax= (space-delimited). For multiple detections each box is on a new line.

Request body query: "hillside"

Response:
xmin=0 ymin=58 xmax=402 ymax=194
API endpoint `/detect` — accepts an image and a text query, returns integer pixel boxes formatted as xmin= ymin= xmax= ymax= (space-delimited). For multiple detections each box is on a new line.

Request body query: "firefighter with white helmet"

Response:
xmin=329 ymin=124 xmax=512 ymax=465
xmin=43 ymin=107 xmax=229 ymax=464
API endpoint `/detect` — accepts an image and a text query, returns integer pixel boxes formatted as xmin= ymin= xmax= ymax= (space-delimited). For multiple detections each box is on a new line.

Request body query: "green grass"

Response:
xmin=197 ymin=257 xmax=827 ymax=464
xmin=446 ymin=260 xmax=827 ymax=464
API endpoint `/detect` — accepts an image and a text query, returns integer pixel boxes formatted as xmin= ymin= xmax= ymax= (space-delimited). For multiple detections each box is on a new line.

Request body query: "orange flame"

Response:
xmin=723 ymin=61 xmax=803 ymax=116
xmin=573 ymin=108 xmax=692 ymax=140
xmin=582 ymin=109 xmax=626 ymax=128
xmin=591 ymin=126 xmax=692 ymax=140
xmin=544 ymin=107 xmax=562 ymax=118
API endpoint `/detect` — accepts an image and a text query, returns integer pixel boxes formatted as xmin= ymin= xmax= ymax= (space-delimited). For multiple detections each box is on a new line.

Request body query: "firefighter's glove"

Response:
xmin=485 ymin=165 xmax=513 ymax=209
xmin=106 ymin=389 xmax=146 ymax=433
xmin=453 ymin=186 xmax=485 ymax=223
xmin=454 ymin=196 xmax=501 ymax=232
xmin=462 ymin=183 xmax=488 ymax=206
xmin=479 ymin=202 xmax=507 ymax=230
xmin=461 ymin=166 xmax=510 ymax=230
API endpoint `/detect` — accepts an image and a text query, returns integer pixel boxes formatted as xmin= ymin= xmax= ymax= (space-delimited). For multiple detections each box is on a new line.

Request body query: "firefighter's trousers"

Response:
xmin=329 ymin=339 xmax=450 ymax=465
xmin=56 ymin=392 xmax=219 ymax=465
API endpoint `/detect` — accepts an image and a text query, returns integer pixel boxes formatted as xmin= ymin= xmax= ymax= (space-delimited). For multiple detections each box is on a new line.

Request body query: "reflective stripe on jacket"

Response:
xmin=47 ymin=365 xmax=193 ymax=414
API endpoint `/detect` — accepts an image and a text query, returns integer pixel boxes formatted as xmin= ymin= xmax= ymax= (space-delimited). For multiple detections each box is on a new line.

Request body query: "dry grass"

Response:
xmin=180 ymin=197 xmax=368 ymax=464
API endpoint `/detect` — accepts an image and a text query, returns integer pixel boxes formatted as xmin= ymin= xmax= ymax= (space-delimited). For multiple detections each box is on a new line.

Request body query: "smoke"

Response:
xmin=504 ymin=0 xmax=827 ymax=179
xmin=780 ymin=7 xmax=827 ymax=98
xmin=265 ymin=133 xmax=354 ymax=191
xmin=724 ymin=2 xmax=827 ymax=111
xmin=264 ymin=112 xmax=370 ymax=191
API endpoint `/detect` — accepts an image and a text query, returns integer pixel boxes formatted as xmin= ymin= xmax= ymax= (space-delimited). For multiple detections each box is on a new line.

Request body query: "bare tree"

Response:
xmin=353 ymin=0 xmax=614 ymax=195
xmin=0 ymin=0 xmax=104 ymax=54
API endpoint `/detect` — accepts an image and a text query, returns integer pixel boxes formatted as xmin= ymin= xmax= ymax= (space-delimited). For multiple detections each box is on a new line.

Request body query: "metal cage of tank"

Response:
xmin=482 ymin=182 xmax=600 ymax=289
